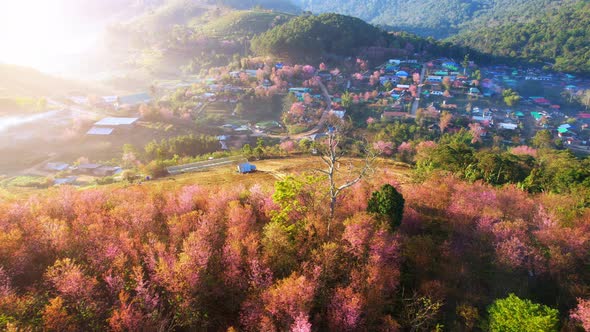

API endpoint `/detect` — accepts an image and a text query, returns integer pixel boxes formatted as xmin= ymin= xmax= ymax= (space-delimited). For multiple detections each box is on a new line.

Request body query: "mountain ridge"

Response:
xmin=293 ymin=0 xmax=581 ymax=39
xmin=449 ymin=1 xmax=590 ymax=73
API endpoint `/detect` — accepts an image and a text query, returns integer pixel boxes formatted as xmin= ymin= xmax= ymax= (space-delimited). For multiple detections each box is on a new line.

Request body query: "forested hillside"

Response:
xmin=293 ymin=0 xmax=579 ymax=38
xmin=450 ymin=1 xmax=590 ymax=73
xmin=114 ymin=0 xmax=297 ymax=37
xmin=1 ymin=162 xmax=590 ymax=330
xmin=98 ymin=0 xmax=298 ymax=80
xmin=251 ymin=13 xmax=386 ymax=59
xmin=198 ymin=10 xmax=294 ymax=38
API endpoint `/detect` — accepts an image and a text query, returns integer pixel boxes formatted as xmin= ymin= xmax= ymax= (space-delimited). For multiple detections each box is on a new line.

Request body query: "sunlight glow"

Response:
xmin=0 ymin=0 xmax=99 ymax=73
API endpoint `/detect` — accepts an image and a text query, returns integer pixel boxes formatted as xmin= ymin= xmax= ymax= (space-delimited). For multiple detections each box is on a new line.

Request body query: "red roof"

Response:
xmin=578 ymin=113 xmax=590 ymax=119
xmin=550 ymin=105 xmax=561 ymax=109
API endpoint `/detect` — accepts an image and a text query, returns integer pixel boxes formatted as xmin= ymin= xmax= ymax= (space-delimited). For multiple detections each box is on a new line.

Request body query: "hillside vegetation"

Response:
xmin=99 ymin=1 xmax=299 ymax=78
xmin=125 ymin=0 xmax=297 ymax=35
xmin=1 ymin=161 xmax=590 ymax=330
xmin=197 ymin=10 xmax=294 ymax=38
xmin=449 ymin=1 xmax=590 ymax=73
xmin=293 ymin=0 xmax=580 ymax=38
xmin=251 ymin=13 xmax=386 ymax=59
xmin=220 ymin=0 xmax=299 ymax=12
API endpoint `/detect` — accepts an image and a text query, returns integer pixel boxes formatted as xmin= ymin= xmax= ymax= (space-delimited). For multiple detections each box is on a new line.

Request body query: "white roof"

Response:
xmin=94 ymin=117 xmax=138 ymax=126
xmin=472 ymin=115 xmax=492 ymax=122
xmin=87 ymin=127 xmax=114 ymax=135
xmin=499 ymin=123 xmax=518 ymax=130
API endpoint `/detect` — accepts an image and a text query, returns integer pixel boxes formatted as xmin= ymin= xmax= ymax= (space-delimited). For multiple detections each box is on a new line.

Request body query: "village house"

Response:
xmin=86 ymin=127 xmax=114 ymax=136
xmin=94 ymin=117 xmax=138 ymax=128
xmin=54 ymin=177 xmax=77 ymax=186
xmin=93 ymin=166 xmax=122 ymax=177
xmin=74 ymin=163 xmax=102 ymax=175
xmin=116 ymin=93 xmax=151 ymax=109
xmin=45 ymin=162 xmax=70 ymax=172
xmin=87 ymin=117 xmax=138 ymax=136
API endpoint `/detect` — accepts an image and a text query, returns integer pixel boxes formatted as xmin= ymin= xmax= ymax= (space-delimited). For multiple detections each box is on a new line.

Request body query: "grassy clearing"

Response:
xmin=0 ymin=157 xmax=413 ymax=199
xmin=147 ymin=156 xmax=413 ymax=191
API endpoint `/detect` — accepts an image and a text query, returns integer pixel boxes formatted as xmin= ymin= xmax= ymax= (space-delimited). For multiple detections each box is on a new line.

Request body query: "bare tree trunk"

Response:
xmin=316 ymin=130 xmax=374 ymax=237
xmin=328 ymin=194 xmax=336 ymax=236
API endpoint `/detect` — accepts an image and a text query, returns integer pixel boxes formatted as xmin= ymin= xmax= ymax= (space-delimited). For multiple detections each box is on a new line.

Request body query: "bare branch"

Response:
xmin=312 ymin=168 xmax=330 ymax=175
xmin=319 ymin=152 xmax=331 ymax=166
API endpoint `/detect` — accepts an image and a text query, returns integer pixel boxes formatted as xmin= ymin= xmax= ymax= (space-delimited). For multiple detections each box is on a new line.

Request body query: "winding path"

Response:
xmin=410 ymin=64 xmax=427 ymax=116
xmin=253 ymin=77 xmax=333 ymax=140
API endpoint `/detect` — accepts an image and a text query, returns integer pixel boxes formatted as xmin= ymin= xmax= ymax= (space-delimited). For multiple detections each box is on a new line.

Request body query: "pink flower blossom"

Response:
xmin=280 ymin=140 xmax=296 ymax=153
xmin=373 ymin=141 xmax=394 ymax=156
xmin=302 ymin=65 xmax=315 ymax=79
xmin=571 ymin=298 xmax=590 ymax=330
xmin=290 ymin=312 xmax=312 ymax=332
xmin=328 ymin=286 xmax=364 ymax=331
xmin=397 ymin=142 xmax=413 ymax=153
xmin=290 ymin=103 xmax=306 ymax=117
xmin=511 ymin=145 xmax=538 ymax=158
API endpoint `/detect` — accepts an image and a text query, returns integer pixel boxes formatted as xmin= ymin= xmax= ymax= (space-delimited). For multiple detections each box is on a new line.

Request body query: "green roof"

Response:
xmin=558 ymin=127 xmax=569 ymax=133
xmin=515 ymin=111 xmax=525 ymax=117
xmin=531 ymin=112 xmax=542 ymax=120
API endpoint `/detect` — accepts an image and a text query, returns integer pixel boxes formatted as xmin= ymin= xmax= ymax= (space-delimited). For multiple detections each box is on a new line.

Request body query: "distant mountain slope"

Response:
xmin=65 ymin=0 xmax=297 ymax=29
xmin=0 ymin=64 xmax=91 ymax=97
xmin=106 ymin=0 xmax=298 ymax=44
xmin=197 ymin=10 xmax=295 ymax=38
xmin=292 ymin=0 xmax=579 ymax=38
xmin=220 ymin=0 xmax=299 ymax=12
xmin=449 ymin=1 xmax=590 ymax=73
xmin=128 ymin=0 xmax=297 ymax=34
xmin=95 ymin=0 xmax=299 ymax=79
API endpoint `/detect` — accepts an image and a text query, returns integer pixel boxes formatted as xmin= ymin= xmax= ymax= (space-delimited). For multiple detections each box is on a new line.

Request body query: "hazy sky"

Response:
xmin=0 ymin=0 xmax=121 ymax=73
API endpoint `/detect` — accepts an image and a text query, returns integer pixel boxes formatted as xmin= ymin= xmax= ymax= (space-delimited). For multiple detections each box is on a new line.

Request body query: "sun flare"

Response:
xmin=0 ymin=1 xmax=96 ymax=72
